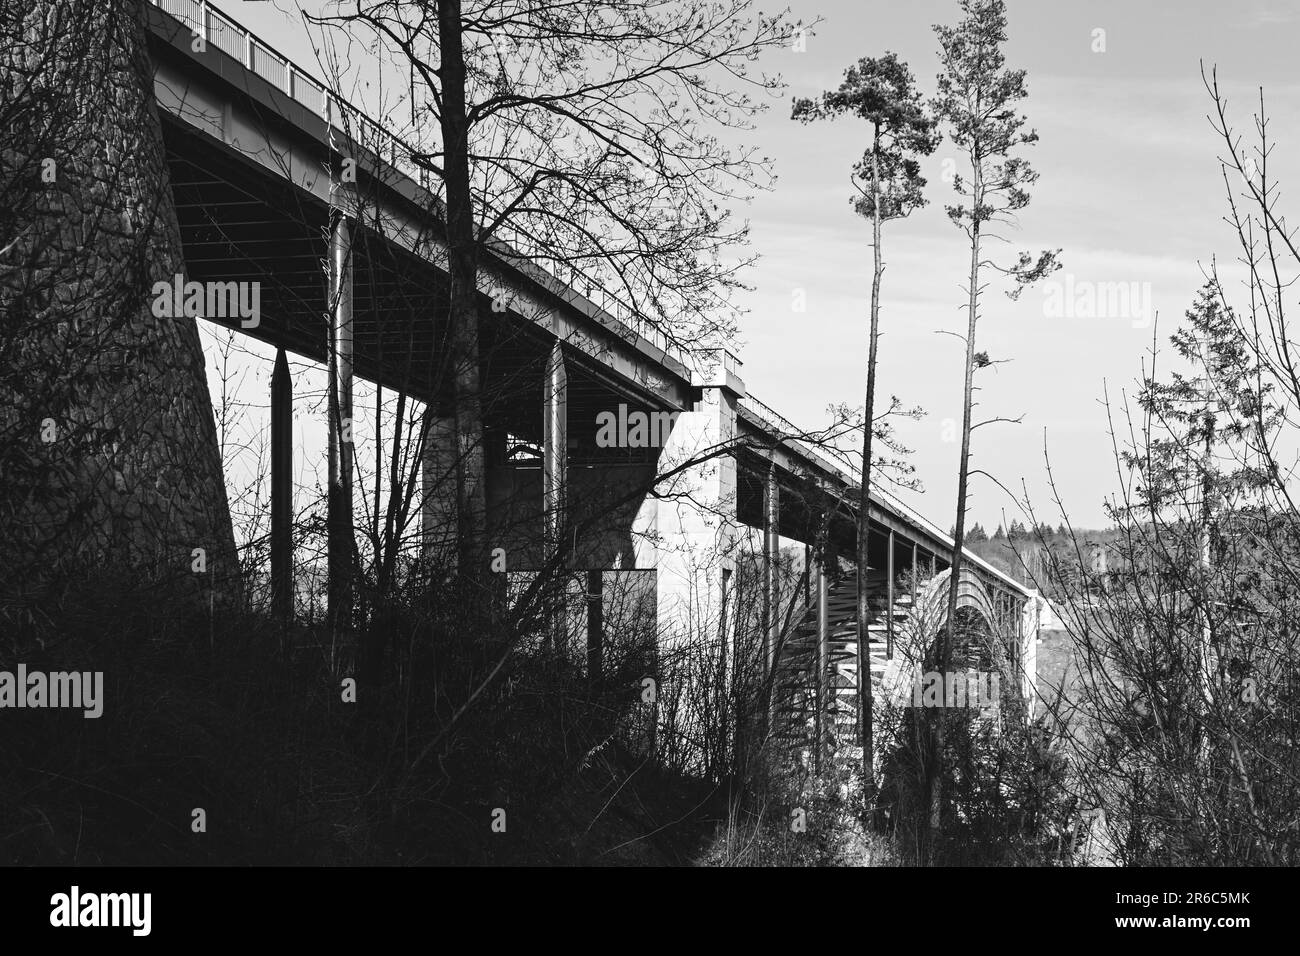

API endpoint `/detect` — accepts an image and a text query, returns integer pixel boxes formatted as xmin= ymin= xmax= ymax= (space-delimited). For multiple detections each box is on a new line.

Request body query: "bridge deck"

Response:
xmin=145 ymin=0 xmax=1033 ymax=605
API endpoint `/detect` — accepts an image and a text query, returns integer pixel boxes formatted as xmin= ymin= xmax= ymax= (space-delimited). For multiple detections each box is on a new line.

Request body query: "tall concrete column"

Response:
xmin=803 ymin=543 xmax=812 ymax=608
xmin=543 ymin=341 xmax=567 ymax=553
xmin=719 ymin=566 xmax=734 ymax=764
xmin=1021 ymin=593 xmax=1040 ymax=715
xmin=815 ymin=553 xmax=829 ymax=772
xmin=764 ymin=462 xmax=780 ymax=679
xmin=911 ymin=541 xmax=919 ymax=608
xmin=327 ymin=213 xmax=354 ymax=632
xmin=886 ymin=529 xmax=896 ymax=660
xmin=0 ymin=1 xmax=239 ymax=603
xmin=543 ymin=341 xmax=567 ymax=649
xmin=856 ymin=525 xmax=873 ymax=767
xmin=639 ymin=351 xmax=744 ymax=718
xmin=270 ymin=347 xmax=293 ymax=621
xmin=421 ymin=411 xmax=458 ymax=567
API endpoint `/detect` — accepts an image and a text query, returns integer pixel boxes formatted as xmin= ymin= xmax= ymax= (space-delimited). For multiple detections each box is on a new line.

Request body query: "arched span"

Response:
xmin=879 ymin=566 xmax=1001 ymax=698
xmin=912 ymin=566 xmax=996 ymax=639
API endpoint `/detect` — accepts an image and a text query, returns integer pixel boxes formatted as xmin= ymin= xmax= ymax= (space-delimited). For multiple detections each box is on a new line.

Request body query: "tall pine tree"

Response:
xmin=928 ymin=0 xmax=1060 ymax=852
xmin=792 ymin=53 xmax=937 ymax=781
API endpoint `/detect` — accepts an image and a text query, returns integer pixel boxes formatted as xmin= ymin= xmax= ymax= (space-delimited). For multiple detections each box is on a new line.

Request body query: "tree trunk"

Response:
xmin=930 ymin=167 xmax=983 ymax=851
xmin=435 ymin=0 xmax=489 ymax=578
xmin=856 ymin=124 xmax=884 ymax=785
xmin=0 ymin=0 xmax=238 ymax=608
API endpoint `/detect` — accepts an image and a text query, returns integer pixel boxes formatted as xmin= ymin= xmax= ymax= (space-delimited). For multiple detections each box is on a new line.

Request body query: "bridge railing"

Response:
xmin=739 ymin=394 xmax=873 ymax=492
xmin=738 ymin=394 xmax=989 ymax=569
xmin=739 ymin=394 xmax=804 ymax=444
xmin=150 ymin=0 xmax=692 ymax=371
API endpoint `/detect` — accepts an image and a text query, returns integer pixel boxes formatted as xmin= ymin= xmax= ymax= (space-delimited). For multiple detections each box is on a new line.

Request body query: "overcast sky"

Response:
xmin=219 ymin=0 xmax=1300 ymax=532
xmin=734 ymin=0 xmax=1300 ymax=533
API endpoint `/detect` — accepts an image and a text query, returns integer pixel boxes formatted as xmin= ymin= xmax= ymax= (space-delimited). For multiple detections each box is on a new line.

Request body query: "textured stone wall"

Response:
xmin=0 ymin=0 xmax=239 ymax=610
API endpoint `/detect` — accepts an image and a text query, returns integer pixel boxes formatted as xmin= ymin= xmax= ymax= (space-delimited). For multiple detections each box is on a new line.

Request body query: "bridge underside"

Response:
xmin=163 ymin=114 xmax=684 ymax=574
xmin=163 ymin=103 xmax=1031 ymax=649
xmin=145 ymin=0 xmax=1038 ymax=765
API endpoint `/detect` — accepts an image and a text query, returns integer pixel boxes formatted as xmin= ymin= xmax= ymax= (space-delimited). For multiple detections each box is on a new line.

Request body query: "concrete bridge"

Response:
xmin=142 ymin=0 xmax=1039 ymax=756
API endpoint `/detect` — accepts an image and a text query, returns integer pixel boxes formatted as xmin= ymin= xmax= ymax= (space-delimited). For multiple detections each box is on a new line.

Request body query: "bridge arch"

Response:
xmin=879 ymin=566 xmax=1002 ymax=701
xmin=913 ymin=566 xmax=997 ymax=635
xmin=884 ymin=566 xmax=998 ymax=671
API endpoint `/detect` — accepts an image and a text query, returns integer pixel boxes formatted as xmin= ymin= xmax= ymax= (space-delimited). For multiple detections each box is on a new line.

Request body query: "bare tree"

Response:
xmin=1034 ymin=71 xmax=1300 ymax=864
xmin=312 ymin=0 xmax=803 ymax=579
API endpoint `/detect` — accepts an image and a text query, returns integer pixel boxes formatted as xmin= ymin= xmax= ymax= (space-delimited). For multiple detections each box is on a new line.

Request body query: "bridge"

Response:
xmin=143 ymin=0 xmax=1040 ymax=767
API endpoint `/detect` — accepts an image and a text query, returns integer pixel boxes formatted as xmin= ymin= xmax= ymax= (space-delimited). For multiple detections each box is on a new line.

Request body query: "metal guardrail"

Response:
xmin=739 ymin=393 xmax=889 ymax=512
xmin=150 ymin=0 xmax=690 ymax=370
xmin=740 ymin=394 xmax=804 ymax=444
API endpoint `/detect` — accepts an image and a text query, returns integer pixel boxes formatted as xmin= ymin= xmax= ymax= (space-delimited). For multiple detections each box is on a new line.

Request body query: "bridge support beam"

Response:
xmin=271 ymin=347 xmax=293 ymax=622
xmin=815 ymin=554 xmax=828 ymax=773
xmin=544 ymin=341 xmax=568 ymax=650
xmin=640 ymin=353 xmax=743 ymax=654
xmin=763 ymin=462 xmax=780 ymax=681
xmin=911 ymin=541 xmax=919 ymax=608
xmin=327 ymin=213 xmax=354 ymax=633
xmin=420 ymin=411 xmax=458 ymax=567
xmin=1021 ymin=595 xmax=1040 ymax=714
xmin=886 ymin=529 xmax=895 ymax=660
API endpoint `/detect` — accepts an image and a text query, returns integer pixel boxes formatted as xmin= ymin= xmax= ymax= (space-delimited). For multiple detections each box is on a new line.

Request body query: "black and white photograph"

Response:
xmin=0 ymin=0 xmax=1290 ymax=928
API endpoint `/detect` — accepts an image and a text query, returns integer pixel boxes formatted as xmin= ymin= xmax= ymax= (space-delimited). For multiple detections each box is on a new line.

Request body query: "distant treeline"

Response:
xmin=954 ymin=522 xmax=1121 ymax=596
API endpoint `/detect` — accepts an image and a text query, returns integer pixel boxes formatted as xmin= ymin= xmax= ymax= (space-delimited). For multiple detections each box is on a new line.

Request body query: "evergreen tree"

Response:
xmin=927 ymin=0 xmax=1060 ymax=852
xmin=793 ymin=53 xmax=938 ymax=779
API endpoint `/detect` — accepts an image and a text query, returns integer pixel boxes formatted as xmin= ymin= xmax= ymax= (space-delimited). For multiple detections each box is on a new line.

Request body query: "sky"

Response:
xmin=201 ymin=0 xmax=1300 ymax=534
xmin=733 ymin=0 xmax=1300 ymax=532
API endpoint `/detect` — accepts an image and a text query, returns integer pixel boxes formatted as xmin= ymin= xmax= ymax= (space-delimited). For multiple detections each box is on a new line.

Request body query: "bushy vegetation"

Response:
xmin=0 ymin=563 xmax=730 ymax=865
